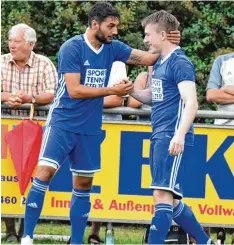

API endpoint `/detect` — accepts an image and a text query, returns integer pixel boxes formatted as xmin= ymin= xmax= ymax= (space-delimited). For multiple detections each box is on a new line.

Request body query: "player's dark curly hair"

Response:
xmin=88 ymin=2 xmax=120 ymax=26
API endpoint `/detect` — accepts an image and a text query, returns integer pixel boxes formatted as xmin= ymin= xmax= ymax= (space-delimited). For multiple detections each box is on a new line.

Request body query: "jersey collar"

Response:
xmin=83 ymin=33 xmax=104 ymax=55
xmin=161 ymin=46 xmax=181 ymax=65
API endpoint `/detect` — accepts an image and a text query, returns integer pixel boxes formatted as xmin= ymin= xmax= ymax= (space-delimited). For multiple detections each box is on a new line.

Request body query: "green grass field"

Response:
xmin=1 ymin=220 xmax=233 ymax=244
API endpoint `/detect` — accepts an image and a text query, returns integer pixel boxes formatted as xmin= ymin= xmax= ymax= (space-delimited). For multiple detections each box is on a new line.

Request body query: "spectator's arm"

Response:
xmin=221 ymin=85 xmax=234 ymax=96
xmin=1 ymin=92 xmax=11 ymax=102
xmin=206 ymin=56 xmax=234 ymax=104
xmin=2 ymin=92 xmax=22 ymax=108
xmin=33 ymin=92 xmax=54 ymax=104
xmin=206 ymin=88 xmax=234 ymax=104
xmin=14 ymin=91 xmax=53 ymax=105
xmin=104 ymin=95 xmax=123 ymax=108
xmin=127 ymin=72 xmax=148 ymax=108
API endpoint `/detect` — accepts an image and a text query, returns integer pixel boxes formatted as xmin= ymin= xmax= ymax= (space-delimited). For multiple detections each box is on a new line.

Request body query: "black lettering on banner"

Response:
xmin=1 ymin=196 xmax=17 ymax=204
xmin=22 ymin=197 xmax=26 ymax=205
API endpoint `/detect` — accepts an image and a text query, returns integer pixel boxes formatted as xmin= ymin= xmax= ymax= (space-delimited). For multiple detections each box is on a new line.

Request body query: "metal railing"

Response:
xmin=1 ymin=103 xmax=234 ymax=119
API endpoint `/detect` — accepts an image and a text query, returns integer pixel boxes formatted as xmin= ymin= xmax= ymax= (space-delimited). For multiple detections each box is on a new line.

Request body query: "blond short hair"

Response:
xmin=142 ymin=10 xmax=179 ymax=33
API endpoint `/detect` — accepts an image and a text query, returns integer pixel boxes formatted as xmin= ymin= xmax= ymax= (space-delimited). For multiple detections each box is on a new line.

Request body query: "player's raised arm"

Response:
xmin=126 ymin=30 xmax=180 ymax=66
xmin=127 ymin=49 xmax=160 ymax=66
xmin=65 ymin=73 xmax=133 ymax=99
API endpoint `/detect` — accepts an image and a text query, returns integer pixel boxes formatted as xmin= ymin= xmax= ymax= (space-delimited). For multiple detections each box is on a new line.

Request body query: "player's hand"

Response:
xmin=7 ymin=94 xmax=22 ymax=108
xmin=112 ymin=80 xmax=133 ymax=96
xmin=168 ymin=133 xmax=185 ymax=156
xmin=116 ymin=77 xmax=131 ymax=85
xmin=167 ymin=30 xmax=181 ymax=45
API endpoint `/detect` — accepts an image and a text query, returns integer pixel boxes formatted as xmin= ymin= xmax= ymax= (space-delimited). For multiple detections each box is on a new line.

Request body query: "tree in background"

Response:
xmin=2 ymin=0 xmax=234 ymax=111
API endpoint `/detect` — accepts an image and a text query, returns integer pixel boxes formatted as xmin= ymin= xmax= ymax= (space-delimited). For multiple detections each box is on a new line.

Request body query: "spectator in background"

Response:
xmin=127 ymin=66 xmax=152 ymax=121
xmin=206 ymin=51 xmax=234 ymax=244
xmin=206 ymin=51 xmax=234 ymax=125
xmin=1 ymin=23 xmax=57 ymax=242
xmin=88 ymin=61 xmax=126 ymax=244
xmin=1 ymin=23 xmax=57 ymax=116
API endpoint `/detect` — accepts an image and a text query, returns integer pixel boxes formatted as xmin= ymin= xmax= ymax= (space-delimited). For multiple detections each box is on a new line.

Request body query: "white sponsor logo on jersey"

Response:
xmin=84 ymin=69 xmax=107 ymax=88
xmin=152 ymin=78 xmax=163 ymax=101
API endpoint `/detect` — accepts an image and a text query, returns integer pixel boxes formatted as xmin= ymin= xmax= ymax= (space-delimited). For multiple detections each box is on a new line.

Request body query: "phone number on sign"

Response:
xmin=1 ymin=196 xmax=26 ymax=205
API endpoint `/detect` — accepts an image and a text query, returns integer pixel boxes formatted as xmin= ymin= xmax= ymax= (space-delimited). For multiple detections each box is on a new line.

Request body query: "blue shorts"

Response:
xmin=38 ymin=126 xmax=102 ymax=174
xmin=149 ymin=133 xmax=191 ymax=199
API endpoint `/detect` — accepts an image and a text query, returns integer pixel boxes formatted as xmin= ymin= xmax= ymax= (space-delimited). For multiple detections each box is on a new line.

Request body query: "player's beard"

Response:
xmin=95 ymin=28 xmax=112 ymax=44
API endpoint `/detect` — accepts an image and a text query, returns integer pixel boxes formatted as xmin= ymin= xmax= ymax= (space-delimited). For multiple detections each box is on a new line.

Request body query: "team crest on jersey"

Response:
xmin=152 ymin=78 xmax=163 ymax=101
xmin=84 ymin=69 xmax=107 ymax=88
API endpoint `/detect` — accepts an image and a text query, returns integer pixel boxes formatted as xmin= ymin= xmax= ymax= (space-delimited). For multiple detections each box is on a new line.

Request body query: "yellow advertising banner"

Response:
xmin=1 ymin=118 xmax=234 ymax=226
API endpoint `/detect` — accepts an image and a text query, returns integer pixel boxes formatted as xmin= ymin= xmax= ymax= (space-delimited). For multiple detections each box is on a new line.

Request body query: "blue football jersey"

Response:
xmin=151 ymin=48 xmax=196 ymax=145
xmin=46 ymin=34 xmax=132 ymax=134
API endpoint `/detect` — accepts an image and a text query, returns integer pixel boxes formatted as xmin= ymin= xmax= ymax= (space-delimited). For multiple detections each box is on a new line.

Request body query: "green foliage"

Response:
xmin=1 ymin=0 xmax=234 ymax=110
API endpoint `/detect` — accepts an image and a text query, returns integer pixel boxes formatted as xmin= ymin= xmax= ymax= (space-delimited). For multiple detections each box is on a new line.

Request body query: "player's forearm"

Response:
xmin=1 ymin=92 xmax=11 ymax=102
xmin=143 ymin=53 xmax=160 ymax=66
xmin=127 ymin=50 xmax=160 ymax=66
xmin=176 ymin=100 xmax=198 ymax=136
xmin=206 ymin=89 xmax=234 ymax=104
xmin=69 ymin=85 xmax=112 ymax=99
xmin=130 ymin=88 xmax=152 ymax=105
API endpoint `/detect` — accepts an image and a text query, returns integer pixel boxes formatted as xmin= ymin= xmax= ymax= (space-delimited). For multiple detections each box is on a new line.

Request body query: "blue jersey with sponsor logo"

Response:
xmin=151 ymin=48 xmax=196 ymax=145
xmin=46 ymin=34 xmax=132 ymax=134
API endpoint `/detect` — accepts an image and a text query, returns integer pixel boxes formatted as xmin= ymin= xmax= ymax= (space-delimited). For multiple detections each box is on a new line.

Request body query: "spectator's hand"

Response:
xmin=167 ymin=30 xmax=181 ymax=45
xmin=7 ymin=94 xmax=22 ymax=108
xmin=112 ymin=79 xmax=133 ymax=96
xmin=168 ymin=133 xmax=185 ymax=156
xmin=16 ymin=90 xmax=33 ymax=103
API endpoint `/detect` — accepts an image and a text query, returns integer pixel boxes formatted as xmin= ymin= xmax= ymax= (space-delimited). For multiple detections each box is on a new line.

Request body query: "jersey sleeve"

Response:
xmin=58 ymin=39 xmax=82 ymax=74
xmin=112 ymin=40 xmax=132 ymax=63
xmin=172 ymin=57 xmax=196 ymax=84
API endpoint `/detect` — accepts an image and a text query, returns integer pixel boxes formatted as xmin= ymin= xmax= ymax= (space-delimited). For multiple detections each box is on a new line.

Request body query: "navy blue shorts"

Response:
xmin=149 ymin=133 xmax=191 ymax=199
xmin=38 ymin=126 xmax=102 ymax=174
